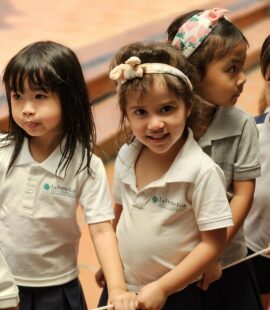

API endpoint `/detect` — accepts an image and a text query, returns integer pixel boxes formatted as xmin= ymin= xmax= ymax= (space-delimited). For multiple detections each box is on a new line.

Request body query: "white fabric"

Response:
xmin=114 ymin=129 xmax=233 ymax=292
xmin=0 ymin=249 xmax=19 ymax=308
xmin=244 ymin=113 xmax=270 ymax=259
xmin=109 ymin=56 xmax=193 ymax=90
xmin=0 ymin=135 xmax=114 ymax=286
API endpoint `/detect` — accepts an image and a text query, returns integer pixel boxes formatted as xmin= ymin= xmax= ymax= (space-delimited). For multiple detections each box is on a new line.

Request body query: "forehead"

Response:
xmin=127 ymin=77 xmax=173 ymax=105
xmin=216 ymin=42 xmax=247 ymax=65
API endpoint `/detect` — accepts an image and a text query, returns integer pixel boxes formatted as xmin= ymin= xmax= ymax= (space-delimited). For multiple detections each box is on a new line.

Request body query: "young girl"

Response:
xmin=97 ymin=41 xmax=233 ymax=310
xmin=0 ymin=41 xmax=136 ymax=310
xmin=257 ymin=36 xmax=270 ymax=115
xmin=0 ymin=249 xmax=19 ymax=310
xmin=167 ymin=8 xmax=262 ymax=310
xmin=244 ymin=35 xmax=270 ymax=310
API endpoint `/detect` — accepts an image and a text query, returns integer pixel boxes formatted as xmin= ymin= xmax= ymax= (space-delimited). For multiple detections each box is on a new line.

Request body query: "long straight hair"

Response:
xmin=2 ymin=41 xmax=96 ymax=176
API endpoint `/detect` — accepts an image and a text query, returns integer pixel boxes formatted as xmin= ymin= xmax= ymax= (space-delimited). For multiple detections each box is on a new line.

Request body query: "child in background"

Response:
xmin=0 ymin=249 xmax=19 ymax=310
xmin=97 ymin=41 xmax=233 ymax=310
xmin=244 ymin=35 xmax=270 ymax=310
xmin=167 ymin=8 xmax=262 ymax=310
xmin=257 ymin=36 xmax=270 ymax=115
xmin=0 ymin=41 xmax=136 ymax=310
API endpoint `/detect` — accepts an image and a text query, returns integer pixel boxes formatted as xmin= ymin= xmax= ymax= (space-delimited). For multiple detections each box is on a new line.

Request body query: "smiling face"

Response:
xmin=126 ymin=77 xmax=191 ymax=158
xmin=10 ymin=80 xmax=62 ymax=146
xmin=199 ymin=43 xmax=247 ymax=107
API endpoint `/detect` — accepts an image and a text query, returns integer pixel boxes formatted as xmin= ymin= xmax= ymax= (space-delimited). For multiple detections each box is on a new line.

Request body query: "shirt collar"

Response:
xmin=13 ymin=138 xmax=66 ymax=178
xmin=198 ymin=106 xmax=244 ymax=147
xmin=118 ymin=129 xmax=205 ymax=187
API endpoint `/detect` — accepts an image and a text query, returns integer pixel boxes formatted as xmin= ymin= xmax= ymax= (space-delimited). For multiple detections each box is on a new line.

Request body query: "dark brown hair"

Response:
xmin=258 ymin=35 xmax=270 ymax=114
xmin=260 ymin=35 xmax=270 ymax=79
xmin=110 ymin=41 xmax=206 ymax=141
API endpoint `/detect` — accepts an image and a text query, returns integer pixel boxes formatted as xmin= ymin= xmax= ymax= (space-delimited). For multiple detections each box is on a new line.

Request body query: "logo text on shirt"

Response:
xmin=43 ymin=183 xmax=76 ymax=197
xmin=151 ymin=195 xmax=186 ymax=212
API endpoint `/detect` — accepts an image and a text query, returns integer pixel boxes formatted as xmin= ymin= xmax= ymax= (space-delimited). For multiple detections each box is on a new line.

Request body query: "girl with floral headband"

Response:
xmin=167 ymin=8 xmax=262 ymax=310
xmin=96 ymin=41 xmax=233 ymax=310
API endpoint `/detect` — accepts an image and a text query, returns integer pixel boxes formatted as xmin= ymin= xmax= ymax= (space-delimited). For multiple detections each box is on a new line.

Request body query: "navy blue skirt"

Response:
xmin=198 ymin=260 xmax=263 ymax=310
xmin=18 ymin=278 xmax=88 ymax=310
xmin=248 ymin=248 xmax=270 ymax=294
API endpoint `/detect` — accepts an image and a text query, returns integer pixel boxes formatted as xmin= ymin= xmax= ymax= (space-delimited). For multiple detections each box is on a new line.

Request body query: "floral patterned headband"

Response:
xmin=109 ymin=56 xmax=193 ymax=90
xmin=172 ymin=8 xmax=229 ymax=58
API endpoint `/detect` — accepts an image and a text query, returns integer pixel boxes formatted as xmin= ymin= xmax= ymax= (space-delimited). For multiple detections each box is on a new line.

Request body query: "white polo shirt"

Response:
xmin=114 ymin=130 xmax=233 ymax=292
xmin=0 ymin=135 xmax=114 ymax=287
xmin=0 ymin=249 xmax=19 ymax=308
xmin=244 ymin=112 xmax=270 ymax=258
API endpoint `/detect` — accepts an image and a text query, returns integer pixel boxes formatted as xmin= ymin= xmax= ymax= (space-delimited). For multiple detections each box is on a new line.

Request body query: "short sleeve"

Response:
xmin=79 ymin=156 xmax=114 ymax=224
xmin=192 ymin=165 xmax=233 ymax=231
xmin=234 ymin=116 xmax=261 ymax=180
xmin=0 ymin=250 xmax=19 ymax=308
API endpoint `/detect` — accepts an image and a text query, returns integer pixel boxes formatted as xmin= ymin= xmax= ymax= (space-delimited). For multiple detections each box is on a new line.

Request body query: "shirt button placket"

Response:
xmin=22 ymin=166 xmax=40 ymax=214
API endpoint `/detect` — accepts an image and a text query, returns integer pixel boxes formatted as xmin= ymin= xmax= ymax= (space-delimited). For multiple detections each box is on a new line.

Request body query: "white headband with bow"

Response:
xmin=109 ymin=56 xmax=193 ymax=90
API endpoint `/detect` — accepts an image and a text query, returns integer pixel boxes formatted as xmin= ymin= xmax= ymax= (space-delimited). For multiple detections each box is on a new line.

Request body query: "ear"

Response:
xmin=265 ymin=65 xmax=270 ymax=81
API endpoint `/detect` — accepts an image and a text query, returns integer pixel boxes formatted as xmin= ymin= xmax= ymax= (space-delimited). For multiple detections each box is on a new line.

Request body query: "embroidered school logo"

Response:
xmin=152 ymin=195 xmax=186 ymax=212
xmin=43 ymin=183 xmax=76 ymax=197
xmin=43 ymin=183 xmax=50 ymax=190
xmin=151 ymin=196 xmax=158 ymax=203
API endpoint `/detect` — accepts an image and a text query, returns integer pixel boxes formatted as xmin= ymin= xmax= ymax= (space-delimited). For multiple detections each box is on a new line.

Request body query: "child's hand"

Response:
xmin=95 ymin=268 xmax=106 ymax=288
xmin=137 ymin=281 xmax=167 ymax=310
xmin=109 ymin=290 xmax=138 ymax=310
xmin=196 ymin=261 xmax=222 ymax=290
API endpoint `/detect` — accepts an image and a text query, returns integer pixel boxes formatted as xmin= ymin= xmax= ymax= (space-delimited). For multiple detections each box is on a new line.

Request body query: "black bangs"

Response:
xmin=3 ymin=41 xmax=68 ymax=96
xmin=5 ymin=57 xmax=62 ymax=95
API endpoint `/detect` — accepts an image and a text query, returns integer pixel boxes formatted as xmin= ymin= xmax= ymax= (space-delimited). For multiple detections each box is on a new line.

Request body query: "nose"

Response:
xmin=237 ymin=70 xmax=246 ymax=87
xmin=147 ymin=116 xmax=164 ymax=131
xmin=22 ymin=101 xmax=35 ymax=117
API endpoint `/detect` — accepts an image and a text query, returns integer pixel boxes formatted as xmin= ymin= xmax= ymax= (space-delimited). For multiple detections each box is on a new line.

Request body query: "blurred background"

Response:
xmin=0 ymin=0 xmax=269 ymax=308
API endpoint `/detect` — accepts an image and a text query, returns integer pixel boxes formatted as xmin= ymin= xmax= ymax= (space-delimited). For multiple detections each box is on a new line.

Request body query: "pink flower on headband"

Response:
xmin=186 ymin=36 xmax=197 ymax=48
xmin=197 ymin=25 xmax=209 ymax=39
xmin=185 ymin=20 xmax=198 ymax=32
xmin=207 ymin=8 xmax=229 ymax=21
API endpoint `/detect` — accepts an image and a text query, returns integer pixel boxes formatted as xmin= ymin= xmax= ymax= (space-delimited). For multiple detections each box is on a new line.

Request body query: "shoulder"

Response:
xmin=0 ymin=134 xmax=14 ymax=162
xmin=115 ymin=140 xmax=141 ymax=171
xmin=219 ymin=106 xmax=254 ymax=126
xmin=173 ymin=131 xmax=222 ymax=183
xmin=0 ymin=133 xmax=13 ymax=147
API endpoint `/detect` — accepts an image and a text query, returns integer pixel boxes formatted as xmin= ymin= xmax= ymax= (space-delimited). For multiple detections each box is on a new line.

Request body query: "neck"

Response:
xmin=29 ymin=135 xmax=61 ymax=163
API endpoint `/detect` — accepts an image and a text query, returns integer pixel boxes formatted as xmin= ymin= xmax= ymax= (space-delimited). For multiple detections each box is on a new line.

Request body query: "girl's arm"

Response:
xmin=95 ymin=203 xmax=123 ymax=288
xmin=112 ymin=203 xmax=123 ymax=231
xmin=137 ymin=227 xmax=227 ymax=310
xmin=89 ymin=221 xmax=137 ymax=309
xmin=227 ymin=179 xmax=255 ymax=243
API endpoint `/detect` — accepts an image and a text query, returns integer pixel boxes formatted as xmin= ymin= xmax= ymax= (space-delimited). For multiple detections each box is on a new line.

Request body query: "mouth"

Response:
xmin=147 ymin=133 xmax=169 ymax=140
xmin=232 ymin=89 xmax=243 ymax=99
xmin=24 ymin=121 xmax=39 ymax=129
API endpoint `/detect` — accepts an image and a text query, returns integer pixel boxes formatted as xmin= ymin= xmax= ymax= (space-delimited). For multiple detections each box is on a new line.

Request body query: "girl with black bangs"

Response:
xmin=0 ymin=41 xmax=136 ymax=310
